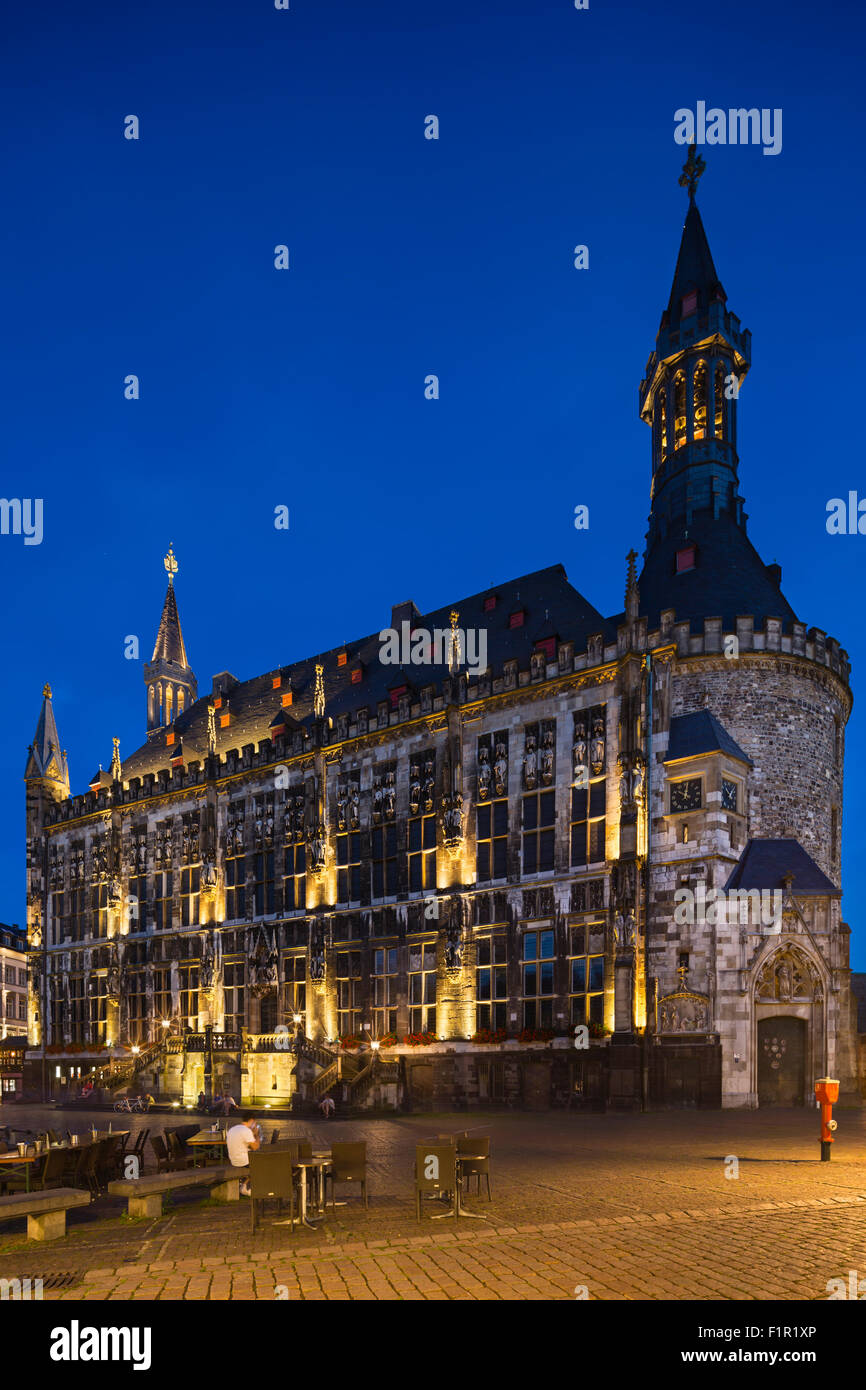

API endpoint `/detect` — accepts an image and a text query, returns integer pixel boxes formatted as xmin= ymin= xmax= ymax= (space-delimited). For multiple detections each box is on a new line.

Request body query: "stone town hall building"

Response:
xmin=23 ymin=174 xmax=858 ymax=1111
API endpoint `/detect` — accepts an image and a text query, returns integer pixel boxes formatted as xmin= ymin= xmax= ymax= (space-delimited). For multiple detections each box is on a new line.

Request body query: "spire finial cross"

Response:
xmin=678 ymin=144 xmax=706 ymax=202
xmin=164 ymin=544 xmax=178 ymax=585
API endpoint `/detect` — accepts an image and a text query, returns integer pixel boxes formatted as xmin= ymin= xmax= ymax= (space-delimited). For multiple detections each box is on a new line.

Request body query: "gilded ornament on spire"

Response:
xmin=678 ymin=144 xmax=706 ymax=201
xmin=43 ymin=683 xmax=52 ymax=699
xmin=313 ymin=663 xmax=325 ymax=720
xmin=164 ymin=544 xmax=178 ymax=585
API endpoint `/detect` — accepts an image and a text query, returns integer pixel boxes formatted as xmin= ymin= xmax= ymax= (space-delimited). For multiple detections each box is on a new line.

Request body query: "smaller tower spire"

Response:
xmin=24 ymin=683 xmax=69 ymax=797
xmin=625 ymin=550 xmax=640 ymax=621
xmin=110 ymin=737 xmax=122 ymax=782
xmin=144 ymin=545 xmax=198 ymax=738
xmin=313 ymin=664 xmax=325 ymax=721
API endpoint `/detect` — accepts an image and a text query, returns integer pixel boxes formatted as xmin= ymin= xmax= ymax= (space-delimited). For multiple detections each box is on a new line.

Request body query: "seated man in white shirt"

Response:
xmin=226 ymin=1114 xmax=261 ymax=1196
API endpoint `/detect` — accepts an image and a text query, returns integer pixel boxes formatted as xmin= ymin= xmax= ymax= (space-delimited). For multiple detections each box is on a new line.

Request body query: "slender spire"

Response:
xmin=151 ymin=547 xmax=189 ymax=667
xmin=625 ymin=550 xmax=639 ymax=622
xmin=110 ymin=737 xmax=122 ymax=782
xmin=24 ymin=684 xmax=69 ymax=793
xmin=144 ymin=545 xmax=198 ymax=736
xmin=313 ymin=664 xmax=325 ymax=720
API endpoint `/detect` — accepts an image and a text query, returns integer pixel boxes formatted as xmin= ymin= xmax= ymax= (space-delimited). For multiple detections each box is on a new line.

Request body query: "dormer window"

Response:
xmin=484 ymin=595 xmax=497 ymax=613
xmin=509 ymin=610 xmax=525 ymax=629
xmin=676 ymin=545 xmax=696 ymax=573
xmin=337 ymin=652 xmax=347 ymax=667
xmin=535 ymin=637 xmax=556 ymax=661
xmin=281 ymin=690 xmax=293 ymax=708
xmin=351 ymin=665 xmax=363 ymax=685
xmin=681 ymin=291 xmax=697 ymax=317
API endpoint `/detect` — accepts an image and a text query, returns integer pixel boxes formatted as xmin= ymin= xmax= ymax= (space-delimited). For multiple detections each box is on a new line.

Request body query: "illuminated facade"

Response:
xmin=23 ymin=174 xmax=858 ymax=1109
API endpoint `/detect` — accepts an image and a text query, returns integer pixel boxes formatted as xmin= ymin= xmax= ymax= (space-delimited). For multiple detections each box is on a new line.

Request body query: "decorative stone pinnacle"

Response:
xmin=164 ymin=544 xmax=178 ymax=584
xmin=313 ymin=663 xmax=325 ymax=720
xmin=110 ymin=737 xmax=122 ymax=781
xmin=448 ymin=610 xmax=462 ymax=675
xmin=678 ymin=144 xmax=706 ymax=202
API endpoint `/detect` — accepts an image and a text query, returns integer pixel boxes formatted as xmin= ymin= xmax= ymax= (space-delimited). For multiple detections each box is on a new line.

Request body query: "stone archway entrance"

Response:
xmin=757 ymin=1016 xmax=806 ymax=1107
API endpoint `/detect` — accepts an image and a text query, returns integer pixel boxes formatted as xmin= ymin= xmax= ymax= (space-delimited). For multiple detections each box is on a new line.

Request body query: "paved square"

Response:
xmin=2 ymin=1108 xmax=865 ymax=1300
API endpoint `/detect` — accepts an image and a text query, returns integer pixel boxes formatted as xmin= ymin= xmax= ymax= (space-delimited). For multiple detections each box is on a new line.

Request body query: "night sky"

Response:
xmin=2 ymin=0 xmax=863 ymax=959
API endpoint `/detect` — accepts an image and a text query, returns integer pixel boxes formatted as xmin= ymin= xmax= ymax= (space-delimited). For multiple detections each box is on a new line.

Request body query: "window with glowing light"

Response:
xmin=522 ymin=791 xmax=555 ymax=875
xmin=281 ymin=953 xmax=306 ymax=1022
xmin=336 ymin=950 xmax=362 ymax=1036
xmin=337 ymin=829 xmax=361 ymax=904
xmin=522 ymin=928 xmax=555 ymax=1028
xmin=179 ymin=964 xmax=199 ymax=1031
xmin=568 ymin=922 xmax=605 ymax=1026
xmin=153 ymin=870 xmax=173 ymax=931
xmin=372 ymin=824 xmax=397 ymax=900
xmin=476 ymin=935 xmax=507 ymax=1031
xmin=674 ymin=370 xmax=687 ymax=449
xmin=372 ymin=946 xmax=398 ymax=1035
xmin=408 ymin=940 xmax=437 ymax=1033
xmin=282 ymin=843 xmax=306 ymax=912
xmin=693 ymin=360 xmax=707 ymax=440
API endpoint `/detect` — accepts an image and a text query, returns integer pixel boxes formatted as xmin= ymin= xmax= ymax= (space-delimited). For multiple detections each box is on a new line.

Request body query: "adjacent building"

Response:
xmin=22 ymin=167 xmax=858 ymax=1109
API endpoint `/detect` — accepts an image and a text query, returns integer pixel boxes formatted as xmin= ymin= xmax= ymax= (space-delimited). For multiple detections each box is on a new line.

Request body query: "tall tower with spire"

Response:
xmin=143 ymin=545 xmax=197 ymax=738
xmin=636 ymin=150 xmax=796 ymax=633
xmin=24 ymin=683 xmax=69 ymax=804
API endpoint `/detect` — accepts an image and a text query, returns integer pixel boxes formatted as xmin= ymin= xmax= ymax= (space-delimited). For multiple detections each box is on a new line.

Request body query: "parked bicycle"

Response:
xmin=113 ymin=1096 xmax=145 ymax=1114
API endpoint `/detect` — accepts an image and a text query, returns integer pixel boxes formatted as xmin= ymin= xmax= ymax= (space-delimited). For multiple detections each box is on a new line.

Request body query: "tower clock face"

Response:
xmin=722 ymin=779 xmax=738 ymax=812
xmin=670 ymin=778 xmax=702 ymax=813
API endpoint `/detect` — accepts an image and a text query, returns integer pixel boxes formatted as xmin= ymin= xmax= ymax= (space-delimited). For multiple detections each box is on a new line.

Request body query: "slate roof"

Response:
xmin=724 ymin=839 xmax=840 ymax=896
xmin=664 ymin=199 xmax=726 ymax=330
xmin=150 ymin=581 xmax=190 ymax=668
xmin=638 ymin=512 xmax=798 ymax=635
xmin=665 ymin=710 xmax=753 ymax=766
xmin=120 ymin=564 xmax=612 ymax=781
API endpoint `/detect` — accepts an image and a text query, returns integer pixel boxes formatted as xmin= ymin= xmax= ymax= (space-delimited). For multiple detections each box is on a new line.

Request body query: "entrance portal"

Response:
xmin=757 ymin=1016 xmax=806 ymax=1106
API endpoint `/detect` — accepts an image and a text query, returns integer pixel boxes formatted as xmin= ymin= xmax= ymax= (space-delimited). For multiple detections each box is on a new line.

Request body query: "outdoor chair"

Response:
xmin=326 ymin=1142 xmax=368 ymax=1211
xmin=33 ymin=1145 xmax=70 ymax=1192
xmin=269 ymin=1129 xmax=280 ymax=1144
xmin=457 ymin=1135 xmax=491 ymax=1200
xmin=414 ymin=1143 xmax=457 ymax=1221
xmin=131 ymin=1128 xmax=150 ymax=1162
xmin=47 ymin=1128 xmax=61 ymax=1144
xmin=76 ymin=1143 xmax=101 ymax=1198
xmin=166 ymin=1131 xmax=195 ymax=1170
xmin=0 ymin=1140 xmax=7 ymax=1154
xmin=296 ymin=1140 xmax=313 ymax=1164
xmin=249 ymin=1148 xmax=298 ymax=1234
xmin=150 ymin=1134 xmax=173 ymax=1174
xmin=94 ymin=1137 xmax=123 ymax=1190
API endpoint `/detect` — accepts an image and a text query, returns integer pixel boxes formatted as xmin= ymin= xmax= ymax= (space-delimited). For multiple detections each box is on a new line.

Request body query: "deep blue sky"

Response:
xmin=2 ymin=0 xmax=864 ymax=957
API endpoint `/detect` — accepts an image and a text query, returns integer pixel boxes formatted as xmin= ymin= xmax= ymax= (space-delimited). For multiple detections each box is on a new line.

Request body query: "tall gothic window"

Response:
xmin=714 ymin=363 xmax=726 ymax=438
xmin=522 ymin=927 xmax=555 ymax=1029
xmin=372 ymin=946 xmax=398 ymax=1035
xmin=223 ymin=961 xmax=245 ymax=1033
xmin=568 ymin=922 xmax=605 ymax=1026
xmin=372 ymin=824 xmax=397 ymax=899
xmin=225 ymin=851 xmax=245 ymax=921
xmin=180 ymin=867 xmax=200 ymax=927
xmin=283 ymin=844 xmax=306 ymax=912
xmin=335 ymin=950 xmax=362 ymax=1037
xmin=153 ymin=871 xmax=173 ymax=931
xmin=408 ymin=940 xmax=437 ymax=1034
xmin=253 ymin=851 xmax=275 ymax=916
xmin=476 ymin=935 xmax=507 ymax=1032
xmin=281 ymin=954 xmax=306 ymax=1021
xmin=179 ymin=964 xmax=199 ymax=1030
xmin=659 ymin=389 xmax=668 ymax=459
xmin=693 ymin=361 xmax=707 ymax=440
xmin=337 ymin=829 xmax=362 ymax=904
xmin=522 ymin=791 xmax=555 ymax=875
xmin=673 ymin=370 xmax=687 ymax=449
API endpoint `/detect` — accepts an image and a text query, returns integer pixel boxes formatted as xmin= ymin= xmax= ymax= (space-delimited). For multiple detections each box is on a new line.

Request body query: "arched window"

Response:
xmin=693 ymin=361 xmax=707 ymax=441
xmin=714 ymin=364 xmax=726 ymax=438
xmin=674 ymin=371 xmax=686 ymax=449
xmin=165 ymin=685 xmax=173 ymax=726
xmin=148 ymin=685 xmax=155 ymax=726
xmin=177 ymin=688 xmax=185 ymax=715
xmin=658 ymin=390 xmax=668 ymax=459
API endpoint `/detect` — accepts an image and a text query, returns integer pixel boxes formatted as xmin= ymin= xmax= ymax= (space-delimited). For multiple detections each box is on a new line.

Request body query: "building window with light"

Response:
xmin=568 ymin=923 xmax=604 ymax=1026
xmin=522 ymin=791 xmax=555 ymax=875
xmin=336 ymin=950 xmax=362 ymax=1037
xmin=180 ymin=866 xmax=200 ymax=927
xmin=179 ymin=964 xmax=199 ymax=1031
xmin=89 ymin=974 xmax=108 ymax=1047
xmin=372 ymin=824 xmax=397 ymax=900
xmin=127 ymin=968 xmax=147 ymax=1045
xmin=153 ymin=870 xmax=173 ymax=931
xmin=253 ymin=851 xmax=275 ymax=916
xmin=91 ymin=882 xmax=108 ymax=940
xmin=714 ymin=363 xmax=726 ymax=438
xmin=281 ymin=954 xmax=306 ymax=1021
xmin=128 ymin=869 xmax=148 ymax=932
xmin=372 ymin=946 xmax=398 ymax=1035
xmin=674 ymin=370 xmax=687 ymax=448
xmin=225 ymin=851 xmax=245 ymax=922
xmin=223 ymin=961 xmax=245 ymax=1033
xmin=153 ymin=966 xmax=171 ymax=1027
xmin=477 ymin=737 xmax=509 ymax=883
xmin=570 ymin=779 xmax=606 ymax=867
xmin=408 ymin=941 xmax=437 ymax=1033
xmin=693 ymin=360 xmax=707 ymax=439
xmin=476 ymin=935 xmax=508 ymax=1031
xmin=337 ymin=830 xmax=362 ymax=904
xmin=408 ymin=809 xmax=436 ymax=893
xmin=282 ymin=843 xmax=306 ymax=913
xmin=522 ymin=927 xmax=555 ymax=1028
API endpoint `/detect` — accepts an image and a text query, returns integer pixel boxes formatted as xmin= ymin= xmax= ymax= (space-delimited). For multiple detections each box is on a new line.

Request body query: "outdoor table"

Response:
xmin=187 ymin=1131 xmax=227 ymax=1166
xmin=430 ymin=1153 xmax=489 ymax=1221
xmin=273 ymin=1155 xmax=331 ymax=1230
xmin=0 ymin=1152 xmax=39 ymax=1194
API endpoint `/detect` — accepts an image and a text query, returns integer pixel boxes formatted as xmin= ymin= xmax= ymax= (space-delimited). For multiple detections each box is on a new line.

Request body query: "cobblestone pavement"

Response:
xmin=2 ymin=1107 xmax=866 ymax=1300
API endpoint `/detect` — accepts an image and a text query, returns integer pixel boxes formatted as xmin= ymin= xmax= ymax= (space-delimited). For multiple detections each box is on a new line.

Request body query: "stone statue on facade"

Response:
xmin=494 ymin=742 xmax=508 ymax=797
xmin=523 ymin=733 xmax=538 ymax=791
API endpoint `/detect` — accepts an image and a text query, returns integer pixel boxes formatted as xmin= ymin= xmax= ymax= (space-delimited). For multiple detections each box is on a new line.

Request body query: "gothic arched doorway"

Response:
xmin=757 ymin=1016 xmax=806 ymax=1107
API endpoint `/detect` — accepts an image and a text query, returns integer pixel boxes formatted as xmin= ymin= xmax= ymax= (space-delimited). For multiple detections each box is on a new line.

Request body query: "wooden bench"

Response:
xmin=107 ymin=1163 xmax=241 ymax=1219
xmin=0 ymin=1187 xmax=91 ymax=1241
